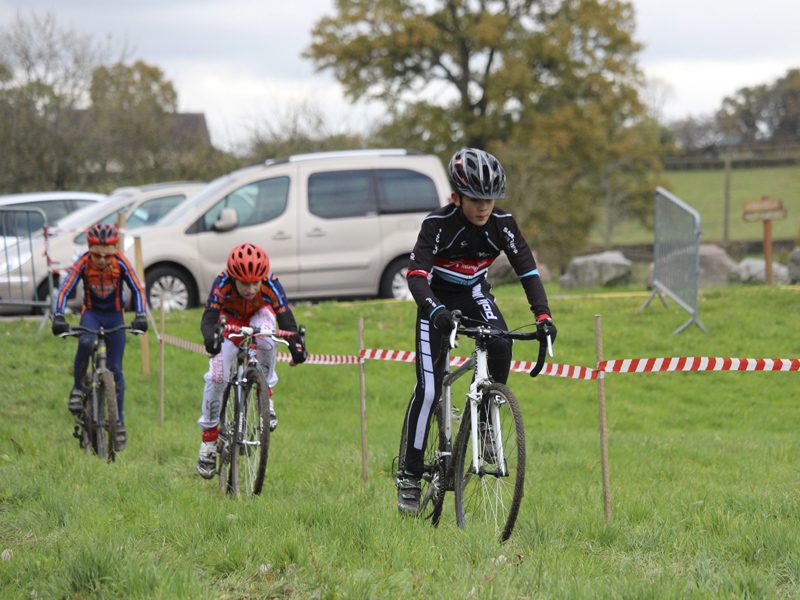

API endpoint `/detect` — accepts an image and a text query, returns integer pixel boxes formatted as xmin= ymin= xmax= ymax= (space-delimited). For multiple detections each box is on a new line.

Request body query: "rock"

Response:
xmin=788 ymin=247 xmax=800 ymax=284
xmin=559 ymin=251 xmax=632 ymax=289
xmin=728 ymin=258 xmax=789 ymax=284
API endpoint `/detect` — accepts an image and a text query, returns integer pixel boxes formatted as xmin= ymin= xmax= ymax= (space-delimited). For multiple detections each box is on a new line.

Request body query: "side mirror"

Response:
xmin=213 ymin=207 xmax=238 ymax=232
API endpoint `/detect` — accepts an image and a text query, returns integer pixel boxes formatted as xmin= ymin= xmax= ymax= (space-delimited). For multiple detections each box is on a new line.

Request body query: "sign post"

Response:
xmin=742 ymin=196 xmax=787 ymax=285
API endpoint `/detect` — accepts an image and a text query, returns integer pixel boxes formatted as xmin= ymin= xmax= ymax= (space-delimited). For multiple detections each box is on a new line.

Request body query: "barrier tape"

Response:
xmin=599 ymin=356 xmax=800 ymax=374
xmin=157 ymin=333 xmax=798 ymax=379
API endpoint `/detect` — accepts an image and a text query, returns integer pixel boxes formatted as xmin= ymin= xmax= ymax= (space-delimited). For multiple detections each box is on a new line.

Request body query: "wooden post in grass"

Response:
xmin=595 ymin=314 xmax=612 ymax=522
xmin=358 ymin=317 xmax=368 ymax=482
xmin=133 ymin=236 xmax=150 ymax=376
xmin=159 ymin=301 xmax=165 ymax=426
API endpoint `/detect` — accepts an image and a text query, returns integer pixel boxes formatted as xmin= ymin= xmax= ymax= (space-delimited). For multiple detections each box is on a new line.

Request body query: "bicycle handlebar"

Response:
xmin=59 ymin=324 xmax=144 ymax=338
xmin=450 ymin=309 xmax=551 ymax=378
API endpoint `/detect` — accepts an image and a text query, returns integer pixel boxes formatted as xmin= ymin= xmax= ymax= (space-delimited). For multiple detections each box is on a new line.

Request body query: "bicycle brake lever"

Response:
xmin=546 ymin=334 xmax=554 ymax=358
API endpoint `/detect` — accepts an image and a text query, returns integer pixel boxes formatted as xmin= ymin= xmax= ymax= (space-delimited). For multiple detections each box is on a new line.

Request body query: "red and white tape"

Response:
xmin=158 ymin=334 xmax=798 ymax=378
xmin=599 ymin=356 xmax=800 ymax=374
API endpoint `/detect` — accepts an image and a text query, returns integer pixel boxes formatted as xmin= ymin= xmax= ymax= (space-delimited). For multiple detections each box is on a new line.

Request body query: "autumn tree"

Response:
xmin=305 ymin=0 xmax=663 ymax=265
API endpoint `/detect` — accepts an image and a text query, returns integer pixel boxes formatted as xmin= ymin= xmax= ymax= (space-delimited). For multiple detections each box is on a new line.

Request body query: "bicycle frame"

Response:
xmin=442 ymin=329 xmax=509 ymax=477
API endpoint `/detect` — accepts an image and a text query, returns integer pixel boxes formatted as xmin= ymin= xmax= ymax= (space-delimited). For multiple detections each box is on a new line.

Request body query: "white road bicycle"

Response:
xmin=216 ymin=321 xmax=305 ymax=497
xmin=397 ymin=310 xmax=553 ymax=541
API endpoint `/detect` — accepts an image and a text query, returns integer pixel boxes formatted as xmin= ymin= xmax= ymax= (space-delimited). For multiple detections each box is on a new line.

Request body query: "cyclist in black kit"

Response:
xmin=396 ymin=147 xmax=557 ymax=515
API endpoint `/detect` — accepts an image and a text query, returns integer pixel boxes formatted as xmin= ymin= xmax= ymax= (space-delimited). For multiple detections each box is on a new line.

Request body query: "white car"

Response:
xmin=0 ymin=182 xmax=204 ymax=314
xmin=138 ymin=149 xmax=453 ymax=310
xmin=0 ymin=191 xmax=107 ymax=247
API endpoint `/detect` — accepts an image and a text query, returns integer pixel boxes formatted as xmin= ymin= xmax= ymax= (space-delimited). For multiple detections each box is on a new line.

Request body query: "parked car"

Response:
xmin=138 ymin=149 xmax=452 ymax=310
xmin=0 ymin=191 xmax=107 ymax=245
xmin=0 ymin=182 xmax=204 ymax=314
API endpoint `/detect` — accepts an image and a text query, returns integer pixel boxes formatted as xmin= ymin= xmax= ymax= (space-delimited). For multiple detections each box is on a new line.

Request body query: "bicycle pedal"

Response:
xmin=72 ymin=425 xmax=81 ymax=439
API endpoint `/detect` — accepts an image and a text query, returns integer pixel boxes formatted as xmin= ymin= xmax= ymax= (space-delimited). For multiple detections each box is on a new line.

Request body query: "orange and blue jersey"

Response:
xmin=53 ymin=251 xmax=146 ymax=314
xmin=205 ymin=271 xmax=290 ymax=323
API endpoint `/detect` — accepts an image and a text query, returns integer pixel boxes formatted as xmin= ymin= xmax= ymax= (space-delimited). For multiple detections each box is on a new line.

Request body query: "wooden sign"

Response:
xmin=742 ymin=195 xmax=787 ymax=222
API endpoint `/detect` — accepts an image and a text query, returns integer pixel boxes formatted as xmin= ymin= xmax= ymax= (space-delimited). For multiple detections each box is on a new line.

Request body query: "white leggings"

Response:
xmin=197 ymin=308 xmax=279 ymax=431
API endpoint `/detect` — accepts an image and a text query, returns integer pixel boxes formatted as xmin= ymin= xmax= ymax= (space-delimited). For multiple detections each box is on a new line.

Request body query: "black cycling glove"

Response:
xmin=289 ymin=328 xmax=307 ymax=365
xmin=432 ymin=307 xmax=455 ymax=333
xmin=131 ymin=312 xmax=148 ymax=333
xmin=51 ymin=313 xmax=69 ymax=336
xmin=536 ymin=314 xmax=557 ymax=344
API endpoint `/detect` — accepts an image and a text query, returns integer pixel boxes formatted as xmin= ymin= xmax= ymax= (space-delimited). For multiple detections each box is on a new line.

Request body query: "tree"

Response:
xmin=0 ymin=11 xmax=105 ymax=191
xmin=244 ymin=99 xmax=366 ymax=162
xmin=88 ymin=60 xmax=181 ymax=182
xmin=716 ymin=68 xmax=800 ymax=144
xmin=305 ymin=0 xmax=663 ymax=267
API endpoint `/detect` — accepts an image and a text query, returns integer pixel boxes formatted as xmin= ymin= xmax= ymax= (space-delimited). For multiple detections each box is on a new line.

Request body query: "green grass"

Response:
xmin=590 ymin=165 xmax=800 ymax=246
xmin=1 ymin=285 xmax=799 ymax=597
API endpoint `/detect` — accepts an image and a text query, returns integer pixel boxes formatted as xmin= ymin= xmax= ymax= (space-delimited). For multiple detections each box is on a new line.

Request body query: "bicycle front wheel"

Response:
xmin=453 ymin=383 xmax=525 ymax=542
xmin=239 ymin=366 xmax=270 ymax=496
xmin=100 ymin=371 xmax=118 ymax=462
xmin=397 ymin=397 xmax=447 ymax=525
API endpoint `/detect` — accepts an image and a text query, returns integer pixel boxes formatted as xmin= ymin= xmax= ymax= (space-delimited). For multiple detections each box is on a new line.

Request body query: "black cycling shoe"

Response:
xmin=67 ymin=387 xmax=84 ymax=414
xmin=396 ymin=473 xmax=422 ymax=516
xmin=115 ymin=424 xmax=127 ymax=452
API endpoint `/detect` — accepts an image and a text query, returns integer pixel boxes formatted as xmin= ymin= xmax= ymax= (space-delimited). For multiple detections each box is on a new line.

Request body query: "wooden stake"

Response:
xmin=133 ymin=236 xmax=150 ymax=376
xmin=358 ymin=317 xmax=368 ymax=481
xmin=764 ymin=219 xmax=773 ymax=285
xmin=159 ymin=301 xmax=165 ymax=426
xmin=594 ymin=314 xmax=612 ymax=522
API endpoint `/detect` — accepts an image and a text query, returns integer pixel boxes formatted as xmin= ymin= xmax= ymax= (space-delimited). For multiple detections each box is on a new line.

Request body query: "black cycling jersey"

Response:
xmin=406 ymin=203 xmax=550 ymax=317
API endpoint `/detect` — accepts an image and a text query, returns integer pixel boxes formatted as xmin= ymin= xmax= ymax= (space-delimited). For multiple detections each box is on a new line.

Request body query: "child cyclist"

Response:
xmin=50 ymin=223 xmax=148 ymax=451
xmin=396 ymin=147 xmax=557 ymax=515
xmin=196 ymin=242 xmax=307 ymax=479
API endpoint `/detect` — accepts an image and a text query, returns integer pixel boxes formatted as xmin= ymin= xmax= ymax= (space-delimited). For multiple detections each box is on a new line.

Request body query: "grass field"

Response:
xmin=1 ymin=285 xmax=799 ymax=597
xmin=590 ymin=165 xmax=800 ymax=246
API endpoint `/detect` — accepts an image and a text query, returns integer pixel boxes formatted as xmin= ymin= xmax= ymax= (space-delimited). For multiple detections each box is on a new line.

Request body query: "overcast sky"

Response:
xmin=2 ymin=0 xmax=798 ymax=151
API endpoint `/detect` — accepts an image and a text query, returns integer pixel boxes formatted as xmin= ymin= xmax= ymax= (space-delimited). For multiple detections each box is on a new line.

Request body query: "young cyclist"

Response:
xmin=396 ymin=147 xmax=557 ymax=515
xmin=196 ymin=242 xmax=307 ymax=479
xmin=51 ymin=223 xmax=148 ymax=451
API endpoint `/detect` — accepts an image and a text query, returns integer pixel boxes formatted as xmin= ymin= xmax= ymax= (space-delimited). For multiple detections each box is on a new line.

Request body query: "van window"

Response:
xmin=200 ymin=176 xmax=289 ymax=231
xmin=376 ymin=169 xmax=440 ymax=214
xmin=308 ymin=171 xmax=377 ymax=219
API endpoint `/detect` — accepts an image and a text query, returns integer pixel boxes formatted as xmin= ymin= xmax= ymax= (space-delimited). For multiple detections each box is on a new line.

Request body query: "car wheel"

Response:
xmin=146 ymin=266 xmax=197 ymax=311
xmin=379 ymin=258 xmax=412 ymax=300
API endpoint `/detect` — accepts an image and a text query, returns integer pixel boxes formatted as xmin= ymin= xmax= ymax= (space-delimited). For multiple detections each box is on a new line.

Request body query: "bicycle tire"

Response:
xmin=98 ymin=371 xmax=119 ymax=462
xmin=238 ymin=366 xmax=270 ymax=496
xmin=397 ymin=397 xmax=447 ymax=524
xmin=94 ymin=374 xmax=112 ymax=460
xmin=218 ymin=384 xmax=235 ymax=495
xmin=453 ymin=383 xmax=526 ymax=542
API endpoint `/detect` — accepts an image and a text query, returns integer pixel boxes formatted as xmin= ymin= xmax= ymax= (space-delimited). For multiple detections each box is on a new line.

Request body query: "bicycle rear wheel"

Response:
xmin=238 ymin=366 xmax=270 ymax=496
xmin=397 ymin=397 xmax=447 ymax=524
xmin=100 ymin=371 xmax=118 ymax=461
xmin=453 ymin=383 xmax=525 ymax=542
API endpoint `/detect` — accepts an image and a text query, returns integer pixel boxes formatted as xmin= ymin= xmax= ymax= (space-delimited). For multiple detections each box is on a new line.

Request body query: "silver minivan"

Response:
xmin=140 ymin=149 xmax=452 ymax=309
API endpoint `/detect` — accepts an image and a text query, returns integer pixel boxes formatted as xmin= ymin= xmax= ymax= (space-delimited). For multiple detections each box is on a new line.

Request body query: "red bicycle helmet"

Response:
xmin=226 ymin=242 xmax=269 ymax=283
xmin=448 ymin=148 xmax=506 ymax=200
xmin=86 ymin=223 xmax=119 ymax=246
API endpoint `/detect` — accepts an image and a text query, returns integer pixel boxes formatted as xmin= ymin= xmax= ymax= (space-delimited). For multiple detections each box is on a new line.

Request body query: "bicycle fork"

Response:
xmin=467 ymin=347 xmax=507 ymax=477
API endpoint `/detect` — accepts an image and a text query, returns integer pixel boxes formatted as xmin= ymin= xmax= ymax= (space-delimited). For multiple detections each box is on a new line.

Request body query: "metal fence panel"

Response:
xmin=642 ymin=187 xmax=706 ymax=334
xmin=0 ymin=207 xmax=53 ymax=316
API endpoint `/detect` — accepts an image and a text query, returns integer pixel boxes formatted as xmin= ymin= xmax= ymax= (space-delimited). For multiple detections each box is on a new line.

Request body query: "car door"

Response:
xmin=297 ymin=168 xmax=382 ymax=296
xmin=190 ymin=173 xmax=300 ymax=294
